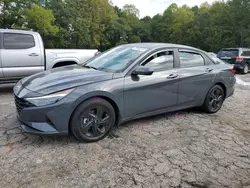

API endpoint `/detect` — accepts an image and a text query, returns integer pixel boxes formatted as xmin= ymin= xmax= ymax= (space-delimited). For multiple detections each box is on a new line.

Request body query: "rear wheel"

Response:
xmin=70 ymin=98 xmax=116 ymax=142
xmin=203 ymin=85 xmax=225 ymax=113
xmin=243 ymin=63 xmax=249 ymax=74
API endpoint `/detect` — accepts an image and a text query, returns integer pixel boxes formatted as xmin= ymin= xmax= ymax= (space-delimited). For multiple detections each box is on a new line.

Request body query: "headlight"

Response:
xmin=25 ymin=88 xmax=74 ymax=106
xmin=13 ymin=80 xmax=22 ymax=94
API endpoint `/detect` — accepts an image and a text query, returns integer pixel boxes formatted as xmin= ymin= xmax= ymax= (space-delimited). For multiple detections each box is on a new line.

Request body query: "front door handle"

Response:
xmin=167 ymin=74 xmax=178 ymax=79
xmin=28 ymin=53 xmax=39 ymax=57
xmin=206 ymin=68 xmax=213 ymax=72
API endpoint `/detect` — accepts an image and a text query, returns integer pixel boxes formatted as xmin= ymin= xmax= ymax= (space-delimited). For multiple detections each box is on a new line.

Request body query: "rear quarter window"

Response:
xmin=3 ymin=33 xmax=35 ymax=49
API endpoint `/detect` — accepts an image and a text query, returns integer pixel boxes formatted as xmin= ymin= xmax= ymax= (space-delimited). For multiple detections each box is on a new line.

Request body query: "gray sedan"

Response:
xmin=13 ymin=43 xmax=236 ymax=142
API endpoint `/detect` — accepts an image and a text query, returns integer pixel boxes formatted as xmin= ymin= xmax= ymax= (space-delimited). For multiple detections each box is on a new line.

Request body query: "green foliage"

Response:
xmin=1 ymin=0 xmax=250 ymax=52
xmin=26 ymin=4 xmax=59 ymax=36
xmin=122 ymin=4 xmax=140 ymax=18
xmin=169 ymin=5 xmax=195 ymax=43
xmin=45 ymin=0 xmax=117 ymax=48
xmin=0 ymin=0 xmax=40 ymax=28
xmin=139 ymin=16 xmax=152 ymax=42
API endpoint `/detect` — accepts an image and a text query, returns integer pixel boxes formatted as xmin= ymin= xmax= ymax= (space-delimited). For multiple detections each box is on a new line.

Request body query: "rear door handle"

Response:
xmin=28 ymin=53 xmax=39 ymax=56
xmin=206 ymin=68 xmax=213 ymax=72
xmin=167 ymin=74 xmax=178 ymax=79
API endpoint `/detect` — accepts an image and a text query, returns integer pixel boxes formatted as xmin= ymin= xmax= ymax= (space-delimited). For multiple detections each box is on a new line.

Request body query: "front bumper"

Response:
xmin=20 ymin=122 xmax=67 ymax=136
xmin=16 ymin=96 xmax=76 ymax=136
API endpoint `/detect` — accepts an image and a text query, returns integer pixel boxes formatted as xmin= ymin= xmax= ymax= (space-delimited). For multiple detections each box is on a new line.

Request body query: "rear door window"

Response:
xmin=217 ymin=49 xmax=239 ymax=58
xmin=3 ymin=33 xmax=35 ymax=49
xmin=179 ymin=51 xmax=205 ymax=68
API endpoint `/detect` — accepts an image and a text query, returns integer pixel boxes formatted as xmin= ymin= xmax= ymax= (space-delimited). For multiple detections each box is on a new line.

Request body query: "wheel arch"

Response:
xmin=49 ymin=57 xmax=80 ymax=69
xmin=52 ymin=61 xmax=78 ymax=68
xmin=68 ymin=92 xmax=122 ymax=132
xmin=215 ymin=82 xmax=227 ymax=97
xmin=95 ymin=96 xmax=121 ymax=125
xmin=201 ymin=82 xmax=227 ymax=106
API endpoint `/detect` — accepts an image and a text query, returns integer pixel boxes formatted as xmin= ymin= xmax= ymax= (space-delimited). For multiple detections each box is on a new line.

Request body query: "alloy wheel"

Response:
xmin=80 ymin=105 xmax=111 ymax=138
xmin=208 ymin=88 xmax=224 ymax=112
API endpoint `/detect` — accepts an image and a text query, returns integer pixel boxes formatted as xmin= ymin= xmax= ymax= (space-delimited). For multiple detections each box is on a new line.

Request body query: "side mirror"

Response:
xmin=132 ymin=66 xmax=154 ymax=76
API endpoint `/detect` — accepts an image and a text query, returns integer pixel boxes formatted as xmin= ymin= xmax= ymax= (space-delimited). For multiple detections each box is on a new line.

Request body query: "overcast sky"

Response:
xmin=112 ymin=0 xmax=221 ymax=18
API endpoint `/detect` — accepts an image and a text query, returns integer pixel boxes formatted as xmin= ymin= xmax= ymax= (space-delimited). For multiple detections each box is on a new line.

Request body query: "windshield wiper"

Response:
xmin=82 ymin=65 xmax=98 ymax=70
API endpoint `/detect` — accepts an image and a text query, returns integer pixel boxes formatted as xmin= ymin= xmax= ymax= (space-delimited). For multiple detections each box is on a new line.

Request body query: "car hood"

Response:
xmin=20 ymin=65 xmax=113 ymax=95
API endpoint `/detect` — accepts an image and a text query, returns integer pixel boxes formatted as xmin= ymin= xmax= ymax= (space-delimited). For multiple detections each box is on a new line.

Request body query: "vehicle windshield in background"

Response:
xmin=84 ymin=46 xmax=148 ymax=73
xmin=217 ymin=49 xmax=239 ymax=58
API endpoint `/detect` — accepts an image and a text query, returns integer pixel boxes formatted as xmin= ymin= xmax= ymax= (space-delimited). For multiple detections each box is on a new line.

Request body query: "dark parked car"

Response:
xmin=13 ymin=43 xmax=236 ymax=142
xmin=217 ymin=48 xmax=250 ymax=74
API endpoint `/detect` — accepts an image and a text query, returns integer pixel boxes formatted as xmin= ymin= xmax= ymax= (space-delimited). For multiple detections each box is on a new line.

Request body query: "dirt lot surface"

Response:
xmin=1 ymin=74 xmax=250 ymax=188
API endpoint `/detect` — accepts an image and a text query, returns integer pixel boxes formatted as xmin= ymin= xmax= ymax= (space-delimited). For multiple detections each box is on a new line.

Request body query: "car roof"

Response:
xmin=0 ymin=29 xmax=38 ymax=35
xmin=220 ymin=48 xmax=240 ymax=50
xmin=122 ymin=43 xmax=203 ymax=52
xmin=221 ymin=48 xmax=250 ymax=50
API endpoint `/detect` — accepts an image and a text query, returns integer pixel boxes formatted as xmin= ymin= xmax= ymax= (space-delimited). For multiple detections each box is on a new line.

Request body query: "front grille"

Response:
xmin=14 ymin=96 xmax=34 ymax=114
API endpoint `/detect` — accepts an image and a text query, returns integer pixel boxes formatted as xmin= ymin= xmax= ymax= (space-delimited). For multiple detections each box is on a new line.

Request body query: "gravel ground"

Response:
xmin=0 ymin=74 xmax=250 ymax=188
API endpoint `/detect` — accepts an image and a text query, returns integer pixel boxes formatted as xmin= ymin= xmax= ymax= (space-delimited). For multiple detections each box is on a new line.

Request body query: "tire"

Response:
xmin=203 ymin=85 xmax=225 ymax=113
xmin=243 ymin=63 xmax=249 ymax=74
xmin=70 ymin=98 xmax=116 ymax=142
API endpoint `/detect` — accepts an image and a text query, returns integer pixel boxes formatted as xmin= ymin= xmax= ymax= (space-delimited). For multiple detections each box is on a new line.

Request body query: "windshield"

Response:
xmin=83 ymin=46 xmax=148 ymax=73
xmin=217 ymin=49 xmax=239 ymax=58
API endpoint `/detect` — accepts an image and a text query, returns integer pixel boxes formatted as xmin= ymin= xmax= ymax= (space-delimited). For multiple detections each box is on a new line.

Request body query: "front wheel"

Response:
xmin=203 ymin=85 xmax=225 ymax=113
xmin=70 ymin=98 xmax=116 ymax=142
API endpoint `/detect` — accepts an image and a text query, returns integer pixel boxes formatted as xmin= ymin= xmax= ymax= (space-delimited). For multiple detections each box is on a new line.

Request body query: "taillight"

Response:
xmin=230 ymin=68 xmax=236 ymax=75
xmin=236 ymin=57 xmax=243 ymax=61
xmin=94 ymin=51 xmax=99 ymax=56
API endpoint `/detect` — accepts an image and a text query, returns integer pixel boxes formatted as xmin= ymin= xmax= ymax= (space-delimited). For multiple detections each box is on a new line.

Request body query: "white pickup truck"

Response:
xmin=0 ymin=29 xmax=98 ymax=83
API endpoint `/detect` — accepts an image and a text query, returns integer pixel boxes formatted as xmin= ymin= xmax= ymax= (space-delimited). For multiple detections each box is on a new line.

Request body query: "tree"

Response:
xmin=122 ymin=4 xmax=140 ymax=18
xmin=205 ymin=2 xmax=234 ymax=51
xmin=185 ymin=3 xmax=211 ymax=50
xmin=46 ymin=0 xmax=117 ymax=48
xmin=1 ymin=0 xmax=250 ymax=51
xmin=0 ymin=0 xmax=40 ymax=28
xmin=191 ymin=5 xmax=199 ymax=15
xmin=138 ymin=16 xmax=152 ymax=42
xmin=153 ymin=3 xmax=178 ymax=42
xmin=26 ymin=4 xmax=59 ymax=36
xmin=228 ymin=0 xmax=250 ymax=47
xmin=151 ymin=14 xmax=166 ymax=42
xmin=104 ymin=4 xmax=141 ymax=46
xmin=169 ymin=5 xmax=195 ymax=44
